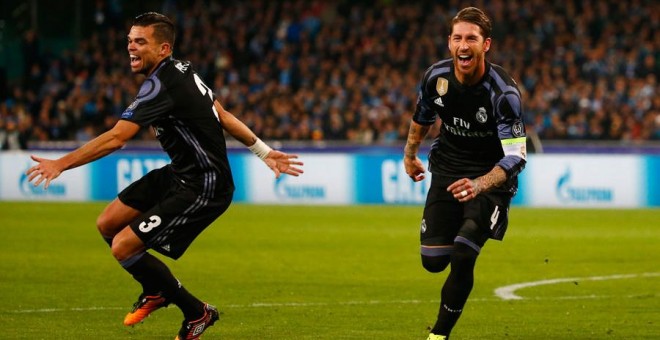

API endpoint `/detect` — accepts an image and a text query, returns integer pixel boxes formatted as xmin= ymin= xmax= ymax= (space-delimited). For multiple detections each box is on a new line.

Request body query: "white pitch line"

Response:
xmin=494 ymin=272 xmax=660 ymax=301
xmin=5 ymin=291 xmax=658 ymax=315
xmin=5 ymin=301 xmax=440 ymax=314
xmin=226 ymin=299 xmax=433 ymax=308
xmin=7 ymin=306 xmax=126 ymax=314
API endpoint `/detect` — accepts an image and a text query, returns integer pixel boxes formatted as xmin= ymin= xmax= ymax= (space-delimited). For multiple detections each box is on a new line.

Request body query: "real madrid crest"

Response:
xmin=435 ymin=78 xmax=448 ymax=96
xmin=475 ymin=107 xmax=487 ymax=123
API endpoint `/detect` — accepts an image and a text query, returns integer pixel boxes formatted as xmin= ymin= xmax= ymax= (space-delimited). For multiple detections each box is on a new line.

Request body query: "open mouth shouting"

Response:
xmin=130 ymin=54 xmax=142 ymax=68
xmin=457 ymin=54 xmax=474 ymax=68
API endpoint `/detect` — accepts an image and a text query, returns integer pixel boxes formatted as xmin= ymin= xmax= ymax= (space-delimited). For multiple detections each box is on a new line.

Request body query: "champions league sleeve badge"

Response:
xmin=512 ymin=120 xmax=525 ymax=137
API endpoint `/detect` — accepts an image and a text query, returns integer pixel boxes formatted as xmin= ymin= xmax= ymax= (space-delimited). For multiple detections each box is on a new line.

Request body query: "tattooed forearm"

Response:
xmin=474 ymin=166 xmax=507 ymax=194
xmin=404 ymin=122 xmax=429 ymax=159
xmin=404 ymin=142 xmax=419 ymax=159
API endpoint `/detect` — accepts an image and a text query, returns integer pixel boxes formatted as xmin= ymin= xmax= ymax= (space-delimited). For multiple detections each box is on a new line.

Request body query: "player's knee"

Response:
xmin=450 ymin=241 xmax=479 ymax=271
xmin=96 ymin=213 xmax=113 ymax=237
xmin=110 ymin=241 xmax=129 ymax=261
xmin=96 ymin=212 xmax=126 ymax=240
xmin=111 ymin=241 xmax=142 ymax=262
xmin=421 ymin=255 xmax=451 ymax=273
xmin=111 ymin=228 xmax=146 ymax=262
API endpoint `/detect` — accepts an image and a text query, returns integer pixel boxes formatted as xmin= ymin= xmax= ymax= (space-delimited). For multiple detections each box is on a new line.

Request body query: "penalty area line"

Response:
xmin=494 ymin=272 xmax=660 ymax=301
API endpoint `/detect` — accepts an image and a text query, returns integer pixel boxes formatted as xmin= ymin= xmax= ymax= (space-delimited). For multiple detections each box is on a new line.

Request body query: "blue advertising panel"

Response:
xmin=228 ymin=153 xmax=247 ymax=202
xmin=644 ymin=156 xmax=660 ymax=206
xmin=354 ymin=155 xmax=430 ymax=205
xmin=89 ymin=152 xmax=247 ymax=201
xmin=1 ymin=151 xmax=657 ymax=207
xmin=90 ymin=152 xmax=170 ymax=200
xmin=512 ymin=170 xmax=529 ymax=206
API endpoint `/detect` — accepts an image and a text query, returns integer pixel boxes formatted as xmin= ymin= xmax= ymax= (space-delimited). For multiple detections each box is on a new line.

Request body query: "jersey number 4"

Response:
xmin=489 ymin=206 xmax=500 ymax=230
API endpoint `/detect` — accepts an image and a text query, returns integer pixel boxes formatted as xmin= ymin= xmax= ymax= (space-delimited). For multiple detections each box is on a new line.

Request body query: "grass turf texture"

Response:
xmin=0 ymin=202 xmax=658 ymax=339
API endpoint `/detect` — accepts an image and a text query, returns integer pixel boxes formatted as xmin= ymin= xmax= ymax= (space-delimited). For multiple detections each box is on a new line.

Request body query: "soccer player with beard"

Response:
xmin=26 ymin=12 xmax=303 ymax=339
xmin=403 ymin=7 xmax=527 ymax=340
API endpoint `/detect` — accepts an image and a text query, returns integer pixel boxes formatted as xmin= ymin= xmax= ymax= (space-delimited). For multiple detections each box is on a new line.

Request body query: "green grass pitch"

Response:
xmin=0 ymin=202 xmax=658 ymax=339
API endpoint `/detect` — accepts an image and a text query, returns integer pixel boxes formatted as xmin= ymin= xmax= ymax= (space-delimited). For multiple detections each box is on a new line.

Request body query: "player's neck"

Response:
xmin=146 ymin=56 xmax=171 ymax=77
xmin=454 ymin=61 xmax=486 ymax=86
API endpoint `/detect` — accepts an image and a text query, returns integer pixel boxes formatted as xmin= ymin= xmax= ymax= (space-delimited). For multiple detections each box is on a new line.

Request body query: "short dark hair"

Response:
xmin=133 ymin=12 xmax=176 ymax=46
xmin=450 ymin=7 xmax=492 ymax=39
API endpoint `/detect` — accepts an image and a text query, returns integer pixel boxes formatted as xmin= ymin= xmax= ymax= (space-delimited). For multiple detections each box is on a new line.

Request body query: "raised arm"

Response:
xmin=27 ymin=120 xmax=141 ymax=189
xmin=214 ymin=100 xmax=303 ymax=178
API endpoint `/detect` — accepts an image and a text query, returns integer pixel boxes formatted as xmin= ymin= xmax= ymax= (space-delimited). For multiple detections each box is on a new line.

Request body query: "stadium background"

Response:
xmin=0 ymin=0 xmax=658 ymax=207
xmin=0 ymin=2 xmax=658 ymax=339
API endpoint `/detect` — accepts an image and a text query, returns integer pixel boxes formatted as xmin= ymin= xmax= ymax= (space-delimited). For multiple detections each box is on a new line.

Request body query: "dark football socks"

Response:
xmin=431 ymin=242 xmax=479 ymax=336
xmin=121 ymin=251 xmax=205 ymax=319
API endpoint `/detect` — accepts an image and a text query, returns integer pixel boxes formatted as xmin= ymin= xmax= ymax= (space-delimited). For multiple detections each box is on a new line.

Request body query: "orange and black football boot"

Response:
xmin=124 ymin=293 xmax=170 ymax=326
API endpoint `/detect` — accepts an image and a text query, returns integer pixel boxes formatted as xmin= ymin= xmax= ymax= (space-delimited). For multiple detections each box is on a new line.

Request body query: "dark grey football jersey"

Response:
xmin=413 ymin=59 xmax=526 ymax=194
xmin=121 ymin=57 xmax=234 ymax=195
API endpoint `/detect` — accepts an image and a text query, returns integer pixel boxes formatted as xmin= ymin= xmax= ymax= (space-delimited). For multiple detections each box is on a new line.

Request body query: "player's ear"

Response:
xmin=159 ymin=42 xmax=172 ymax=56
xmin=483 ymin=37 xmax=491 ymax=53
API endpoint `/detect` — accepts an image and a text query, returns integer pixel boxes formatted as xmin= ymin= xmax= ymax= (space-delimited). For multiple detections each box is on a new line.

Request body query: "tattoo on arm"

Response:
xmin=404 ymin=123 xmax=429 ymax=159
xmin=474 ymin=166 xmax=507 ymax=194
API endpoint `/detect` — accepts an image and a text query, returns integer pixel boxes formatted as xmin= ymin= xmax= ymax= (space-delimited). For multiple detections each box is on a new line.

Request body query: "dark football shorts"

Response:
xmin=420 ymin=174 xmax=511 ymax=252
xmin=118 ymin=166 xmax=232 ymax=259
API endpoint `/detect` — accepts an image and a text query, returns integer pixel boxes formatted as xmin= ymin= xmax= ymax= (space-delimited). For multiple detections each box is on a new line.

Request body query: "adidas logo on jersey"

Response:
xmin=434 ymin=97 xmax=444 ymax=107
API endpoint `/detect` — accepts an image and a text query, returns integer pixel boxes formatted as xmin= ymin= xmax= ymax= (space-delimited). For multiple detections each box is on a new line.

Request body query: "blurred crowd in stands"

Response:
xmin=1 ymin=0 xmax=659 ymax=150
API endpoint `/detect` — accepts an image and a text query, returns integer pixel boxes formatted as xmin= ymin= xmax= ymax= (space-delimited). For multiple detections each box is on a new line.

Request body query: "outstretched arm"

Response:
xmin=214 ymin=100 xmax=303 ymax=178
xmin=27 ymin=120 xmax=141 ymax=189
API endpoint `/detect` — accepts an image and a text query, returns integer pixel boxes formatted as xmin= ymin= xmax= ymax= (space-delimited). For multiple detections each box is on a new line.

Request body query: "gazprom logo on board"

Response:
xmin=274 ymin=176 xmax=325 ymax=200
xmin=556 ymin=168 xmax=613 ymax=203
xmin=19 ymin=165 xmax=66 ymax=197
